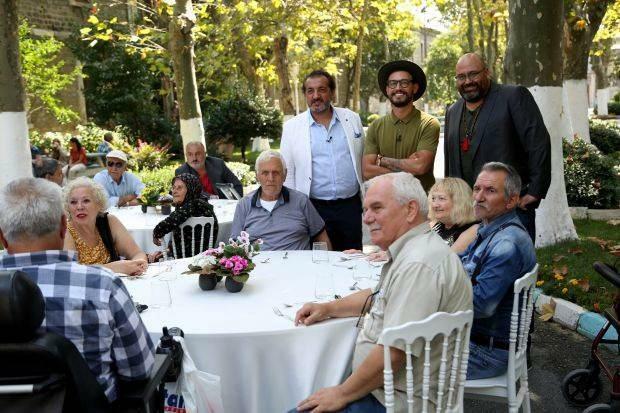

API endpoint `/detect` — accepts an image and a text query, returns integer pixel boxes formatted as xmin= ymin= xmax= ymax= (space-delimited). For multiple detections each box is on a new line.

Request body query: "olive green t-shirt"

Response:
xmin=364 ymin=108 xmax=440 ymax=191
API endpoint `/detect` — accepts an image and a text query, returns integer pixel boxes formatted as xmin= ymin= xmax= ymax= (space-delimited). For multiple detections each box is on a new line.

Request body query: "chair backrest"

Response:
xmin=215 ymin=183 xmax=242 ymax=200
xmin=171 ymin=216 xmax=215 ymax=258
xmin=380 ymin=310 xmax=474 ymax=413
xmin=507 ymin=264 xmax=539 ymax=394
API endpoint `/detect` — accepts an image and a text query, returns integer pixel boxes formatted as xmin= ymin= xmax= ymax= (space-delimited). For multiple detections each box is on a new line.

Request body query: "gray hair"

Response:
xmin=0 ymin=178 xmax=64 ymax=242
xmin=33 ymin=157 xmax=60 ymax=179
xmin=255 ymin=150 xmax=287 ymax=174
xmin=364 ymin=172 xmax=428 ymax=217
xmin=480 ymin=162 xmax=522 ymax=198
xmin=185 ymin=141 xmax=205 ymax=151
xmin=62 ymin=177 xmax=109 ymax=214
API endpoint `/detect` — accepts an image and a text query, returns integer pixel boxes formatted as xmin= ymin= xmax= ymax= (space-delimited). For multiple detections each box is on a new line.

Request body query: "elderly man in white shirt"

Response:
xmin=93 ymin=150 xmax=145 ymax=208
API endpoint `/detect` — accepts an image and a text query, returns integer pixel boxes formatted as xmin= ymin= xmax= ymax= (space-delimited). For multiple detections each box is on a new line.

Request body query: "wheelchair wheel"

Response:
xmin=583 ymin=404 xmax=611 ymax=413
xmin=561 ymin=369 xmax=602 ymax=406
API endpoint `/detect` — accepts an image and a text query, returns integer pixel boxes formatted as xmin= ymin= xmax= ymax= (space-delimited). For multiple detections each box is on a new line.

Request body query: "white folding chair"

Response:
xmin=381 ymin=310 xmax=474 ymax=413
xmin=170 ymin=216 xmax=215 ymax=259
xmin=464 ymin=264 xmax=539 ymax=413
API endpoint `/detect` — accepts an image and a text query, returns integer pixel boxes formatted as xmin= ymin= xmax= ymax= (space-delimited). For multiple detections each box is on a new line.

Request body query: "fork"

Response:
xmin=272 ymin=306 xmax=294 ymax=321
xmin=260 ymin=257 xmax=271 ymax=263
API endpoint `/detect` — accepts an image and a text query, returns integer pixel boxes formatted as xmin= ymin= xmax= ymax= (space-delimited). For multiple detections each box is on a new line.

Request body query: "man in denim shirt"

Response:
xmin=460 ymin=162 xmax=536 ymax=379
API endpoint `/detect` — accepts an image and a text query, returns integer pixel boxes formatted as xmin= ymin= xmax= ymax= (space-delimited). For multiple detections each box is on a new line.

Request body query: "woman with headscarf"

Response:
xmin=152 ymin=173 xmax=219 ymax=259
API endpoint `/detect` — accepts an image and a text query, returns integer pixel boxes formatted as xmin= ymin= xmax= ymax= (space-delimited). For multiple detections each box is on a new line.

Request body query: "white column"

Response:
xmin=562 ymin=79 xmax=590 ymax=142
xmin=0 ymin=111 xmax=32 ymax=188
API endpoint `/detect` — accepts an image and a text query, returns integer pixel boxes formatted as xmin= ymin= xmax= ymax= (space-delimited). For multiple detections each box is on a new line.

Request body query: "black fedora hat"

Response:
xmin=378 ymin=60 xmax=427 ymax=101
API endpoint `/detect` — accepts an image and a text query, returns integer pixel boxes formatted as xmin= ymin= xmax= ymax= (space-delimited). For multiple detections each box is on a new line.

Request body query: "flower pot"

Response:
xmin=161 ymin=204 xmax=172 ymax=215
xmin=224 ymin=277 xmax=244 ymax=293
xmin=141 ymin=204 xmax=147 ymax=213
xmin=198 ymin=274 xmax=218 ymax=291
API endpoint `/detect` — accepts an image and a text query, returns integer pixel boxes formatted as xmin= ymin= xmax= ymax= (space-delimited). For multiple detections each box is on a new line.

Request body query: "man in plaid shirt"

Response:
xmin=0 ymin=177 xmax=155 ymax=402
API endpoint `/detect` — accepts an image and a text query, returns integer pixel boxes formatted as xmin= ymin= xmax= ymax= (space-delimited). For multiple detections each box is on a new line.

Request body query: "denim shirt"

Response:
xmin=459 ymin=210 xmax=536 ymax=341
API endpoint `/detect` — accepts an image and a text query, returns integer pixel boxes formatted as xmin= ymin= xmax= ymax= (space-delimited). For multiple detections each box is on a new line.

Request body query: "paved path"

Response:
xmin=465 ymin=317 xmax=619 ymax=412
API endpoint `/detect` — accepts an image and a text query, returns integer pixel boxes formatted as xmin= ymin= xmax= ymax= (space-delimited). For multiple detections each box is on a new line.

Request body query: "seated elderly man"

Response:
xmin=292 ymin=172 xmax=472 ymax=412
xmin=230 ymin=150 xmax=330 ymax=251
xmin=33 ymin=157 xmax=64 ymax=186
xmin=460 ymin=162 xmax=536 ymax=380
xmin=93 ymin=150 xmax=145 ymax=208
xmin=175 ymin=141 xmax=243 ymax=199
xmin=0 ymin=177 xmax=155 ymax=402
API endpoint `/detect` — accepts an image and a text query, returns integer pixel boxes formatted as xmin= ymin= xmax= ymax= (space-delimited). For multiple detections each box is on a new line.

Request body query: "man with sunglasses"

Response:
xmin=94 ymin=150 xmax=145 ymax=208
xmin=291 ymin=173 xmax=472 ymax=413
xmin=362 ymin=60 xmax=440 ymax=192
xmin=444 ymin=53 xmax=551 ymax=242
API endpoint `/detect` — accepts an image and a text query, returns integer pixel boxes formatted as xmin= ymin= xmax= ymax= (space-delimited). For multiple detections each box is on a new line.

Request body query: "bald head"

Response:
xmin=455 ymin=53 xmax=491 ymax=104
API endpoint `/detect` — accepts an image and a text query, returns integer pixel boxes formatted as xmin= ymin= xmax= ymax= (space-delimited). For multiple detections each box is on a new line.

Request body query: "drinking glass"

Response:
xmin=150 ymin=280 xmax=172 ymax=308
xmin=314 ymin=272 xmax=334 ymax=301
xmin=352 ymin=262 xmax=370 ymax=281
xmin=312 ymin=242 xmax=329 ymax=264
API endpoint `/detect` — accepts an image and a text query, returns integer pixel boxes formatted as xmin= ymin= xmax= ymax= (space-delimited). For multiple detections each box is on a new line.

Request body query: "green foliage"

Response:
xmin=563 ymin=136 xmax=619 ymax=209
xmin=589 ymin=119 xmax=620 ymax=155
xmin=226 ymin=162 xmax=256 ymax=186
xmin=608 ymin=101 xmax=620 ymax=115
xmin=425 ymin=33 xmax=463 ymax=107
xmin=69 ymin=32 xmax=179 ymax=145
xmin=19 ymin=21 xmax=81 ymax=124
xmin=127 ymin=140 xmax=173 ymax=172
xmin=536 ymin=219 xmax=620 ymax=312
xmin=136 ymin=164 xmax=179 ymax=206
xmin=204 ymin=90 xmax=282 ymax=162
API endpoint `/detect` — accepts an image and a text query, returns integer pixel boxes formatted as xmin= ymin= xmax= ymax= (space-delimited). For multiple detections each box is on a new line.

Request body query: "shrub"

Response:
xmin=135 ymin=164 xmax=179 ymax=205
xmin=367 ymin=113 xmax=381 ymax=125
xmin=127 ymin=140 xmax=173 ymax=172
xmin=563 ymin=136 xmax=619 ymax=209
xmin=29 ymin=124 xmax=131 ymax=155
xmin=226 ymin=162 xmax=256 ymax=186
xmin=589 ymin=119 xmax=620 ymax=155
xmin=608 ymin=101 xmax=620 ymax=115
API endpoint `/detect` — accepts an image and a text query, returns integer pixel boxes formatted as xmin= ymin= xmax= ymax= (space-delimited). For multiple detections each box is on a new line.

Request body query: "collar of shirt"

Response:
xmin=307 ymin=106 xmax=339 ymax=129
xmin=386 ymin=220 xmax=431 ymax=260
xmin=388 ymin=106 xmax=420 ymax=125
xmin=250 ymin=186 xmax=290 ymax=208
xmin=104 ymin=170 xmax=125 ymax=185
xmin=0 ymin=250 xmax=78 ymax=268
xmin=476 ymin=210 xmax=520 ymax=240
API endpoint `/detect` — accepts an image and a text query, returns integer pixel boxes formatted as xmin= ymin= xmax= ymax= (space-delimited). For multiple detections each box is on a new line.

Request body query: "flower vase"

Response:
xmin=198 ymin=274 xmax=219 ymax=291
xmin=141 ymin=205 xmax=147 ymax=213
xmin=224 ymin=277 xmax=244 ymax=293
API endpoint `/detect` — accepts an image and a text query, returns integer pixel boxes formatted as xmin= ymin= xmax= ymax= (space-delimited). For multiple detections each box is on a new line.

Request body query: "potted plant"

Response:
xmin=138 ymin=185 xmax=161 ymax=213
xmin=185 ymin=232 xmax=261 ymax=293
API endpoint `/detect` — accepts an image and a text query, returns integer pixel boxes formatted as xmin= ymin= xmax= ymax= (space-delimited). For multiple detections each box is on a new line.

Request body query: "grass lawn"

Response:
xmin=536 ymin=219 xmax=619 ymax=312
xmin=229 ymin=139 xmax=281 ymax=170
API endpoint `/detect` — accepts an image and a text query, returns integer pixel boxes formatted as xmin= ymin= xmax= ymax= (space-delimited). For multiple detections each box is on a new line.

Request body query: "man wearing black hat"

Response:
xmin=362 ymin=60 xmax=440 ymax=192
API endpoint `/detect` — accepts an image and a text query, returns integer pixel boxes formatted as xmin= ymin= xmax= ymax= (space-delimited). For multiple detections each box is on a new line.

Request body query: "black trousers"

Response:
xmin=310 ymin=194 xmax=363 ymax=252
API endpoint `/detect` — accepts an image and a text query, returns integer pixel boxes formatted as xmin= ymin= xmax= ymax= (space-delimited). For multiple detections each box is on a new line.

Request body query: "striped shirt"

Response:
xmin=0 ymin=250 xmax=155 ymax=401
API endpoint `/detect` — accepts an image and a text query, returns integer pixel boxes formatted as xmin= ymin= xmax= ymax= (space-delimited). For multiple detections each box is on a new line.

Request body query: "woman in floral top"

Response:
xmin=152 ymin=173 xmax=219 ymax=258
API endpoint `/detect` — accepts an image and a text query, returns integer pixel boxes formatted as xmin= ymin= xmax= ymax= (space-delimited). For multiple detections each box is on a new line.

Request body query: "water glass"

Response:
xmin=315 ymin=272 xmax=334 ymax=301
xmin=150 ymin=280 xmax=172 ymax=308
xmin=352 ymin=262 xmax=370 ymax=281
xmin=312 ymin=242 xmax=329 ymax=263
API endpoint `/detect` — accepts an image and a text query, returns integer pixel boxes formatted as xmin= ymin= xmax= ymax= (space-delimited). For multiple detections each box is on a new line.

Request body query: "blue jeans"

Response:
xmin=288 ymin=393 xmax=385 ymax=413
xmin=466 ymin=342 xmax=509 ymax=380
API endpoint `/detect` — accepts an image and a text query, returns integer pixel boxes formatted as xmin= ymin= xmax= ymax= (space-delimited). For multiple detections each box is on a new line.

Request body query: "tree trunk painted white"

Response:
xmin=179 ymin=117 xmax=204 ymax=147
xmin=0 ymin=112 xmax=32 ymax=187
xmin=596 ymin=88 xmax=609 ymax=116
xmin=562 ymin=79 xmax=590 ymax=142
xmin=530 ymin=86 xmax=577 ymax=247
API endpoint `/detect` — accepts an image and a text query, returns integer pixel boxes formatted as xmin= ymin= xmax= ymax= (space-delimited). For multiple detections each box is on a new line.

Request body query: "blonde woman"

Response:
xmin=63 ymin=177 xmax=148 ymax=275
xmin=428 ymin=177 xmax=479 ymax=253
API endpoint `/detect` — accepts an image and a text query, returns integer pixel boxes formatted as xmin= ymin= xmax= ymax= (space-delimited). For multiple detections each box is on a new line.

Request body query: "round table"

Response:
xmin=122 ymin=250 xmax=381 ymax=413
xmin=108 ymin=200 xmax=237 ymax=253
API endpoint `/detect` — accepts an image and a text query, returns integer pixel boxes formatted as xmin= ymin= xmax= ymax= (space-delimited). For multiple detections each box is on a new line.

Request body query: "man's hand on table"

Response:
xmin=295 ymin=385 xmax=350 ymax=412
xmin=342 ymin=249 xmax=387 ymax=262
xmin=295 ymin=302 xmax=331 ymax=326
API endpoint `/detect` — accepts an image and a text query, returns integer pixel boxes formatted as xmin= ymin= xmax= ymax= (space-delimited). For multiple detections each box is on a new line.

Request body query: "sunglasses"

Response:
xmin=107 ymin=161 xmax=125 ymax=168
xmin=355 ymin=290 xmax=380 ymax=329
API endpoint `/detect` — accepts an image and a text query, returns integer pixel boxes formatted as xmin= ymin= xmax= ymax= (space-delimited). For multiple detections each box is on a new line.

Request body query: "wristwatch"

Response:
xmin=376 ymin=154 xmax=383 ymax=167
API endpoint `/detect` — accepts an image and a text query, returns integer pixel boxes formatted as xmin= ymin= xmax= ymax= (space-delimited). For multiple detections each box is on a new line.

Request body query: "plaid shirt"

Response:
xmin=0 ymin=250 xmax=155 ymax=402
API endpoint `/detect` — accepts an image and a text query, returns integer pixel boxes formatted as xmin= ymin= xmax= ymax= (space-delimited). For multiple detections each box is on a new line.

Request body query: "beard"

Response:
xmin=309 ymin=98 xmax=331 ymax=114
xmin=458 ymin=80 xmax=489 ymax=103
xmin=388 ymin=91 xmax=414 ymax=107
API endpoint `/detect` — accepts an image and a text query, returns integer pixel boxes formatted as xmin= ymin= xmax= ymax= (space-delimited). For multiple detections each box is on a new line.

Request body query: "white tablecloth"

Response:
xmin=108 ymin=200 xmax=237 ymax=253
xmin=123 ymin=250 xmax=381 ymax=413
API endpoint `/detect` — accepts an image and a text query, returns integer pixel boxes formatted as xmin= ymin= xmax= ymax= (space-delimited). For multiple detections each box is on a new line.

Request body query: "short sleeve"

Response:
xmin=416 ymin=116 xmax=440 ymax=153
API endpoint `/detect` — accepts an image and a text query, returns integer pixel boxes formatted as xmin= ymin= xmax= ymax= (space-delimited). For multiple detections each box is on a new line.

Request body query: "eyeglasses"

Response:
xmin=355 ymin=290 xmax=380 ymax=329
xmin=387 ymin=79 xmax=413 ymax=89
xmin=107 ymin=161 xmax=124 ymax=168
xmin=454 ymin=70 xmax=483 ymax=82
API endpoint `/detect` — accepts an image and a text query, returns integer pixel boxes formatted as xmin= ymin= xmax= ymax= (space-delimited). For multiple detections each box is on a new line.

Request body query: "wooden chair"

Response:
xmin=464 ymin=264 xmax=539 ymax=413
xmin=170 ymin=217 xmax=215 ymax=259
xmin=381 ymin=310 xmax=474 ymax=413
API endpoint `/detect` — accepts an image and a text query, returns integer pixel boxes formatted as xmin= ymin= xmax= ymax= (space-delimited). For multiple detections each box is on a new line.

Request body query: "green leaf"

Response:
xmin=80 ymin=27 xmax=92 ymax=35
xmin=87 ymin=15 xmax=99 ymax=25
xmin=232 ymin=274 xmax=249 ymax=283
